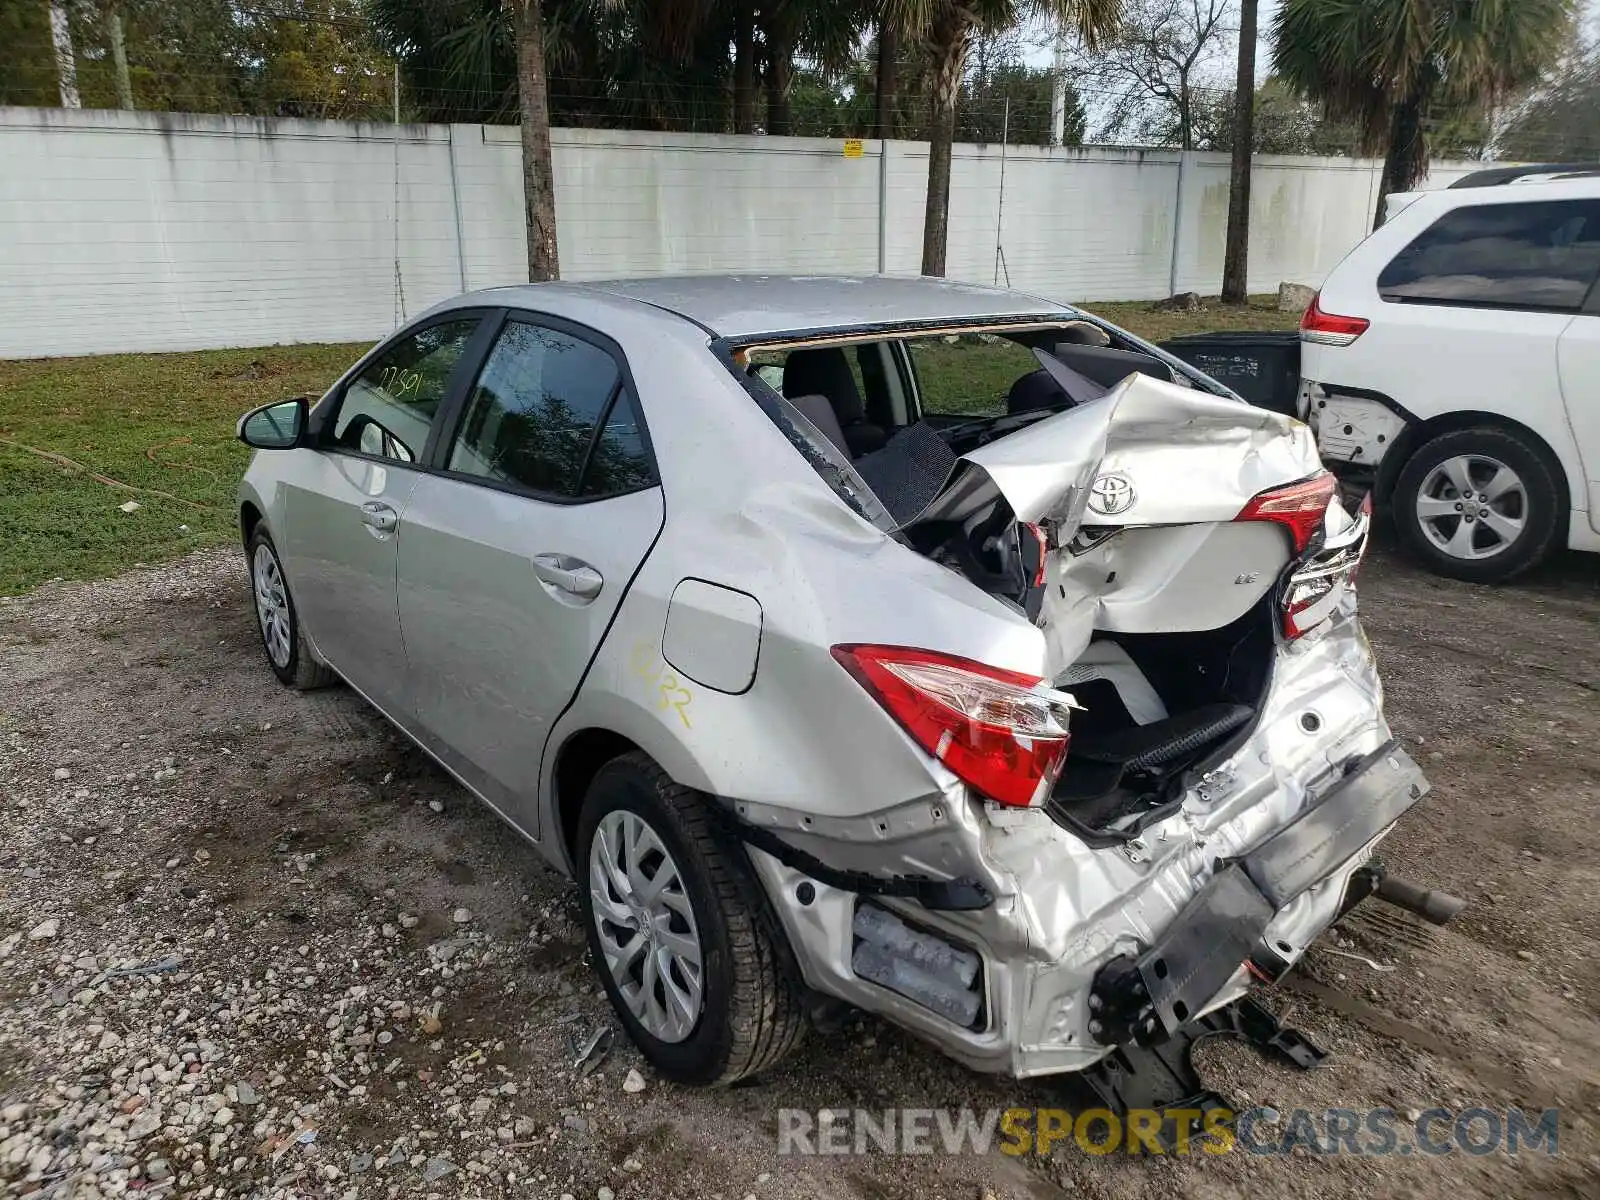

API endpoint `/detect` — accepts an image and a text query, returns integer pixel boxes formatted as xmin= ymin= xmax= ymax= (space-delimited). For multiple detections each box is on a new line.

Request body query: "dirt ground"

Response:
xmin=1 ymin=535 xmax=1597 ymax=1199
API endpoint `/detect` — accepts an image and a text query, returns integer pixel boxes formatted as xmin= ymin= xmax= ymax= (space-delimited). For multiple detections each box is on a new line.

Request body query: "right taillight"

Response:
xmin=831 ymin=644 xmax=1079 ymax=809
xmin=1299 ymin=294 xmax=1369 ymax=347
xmin=1280 ymin=492 xmax=1372 ymax=639
xmin=1235 ymin=472 xmax=1338 ymax=554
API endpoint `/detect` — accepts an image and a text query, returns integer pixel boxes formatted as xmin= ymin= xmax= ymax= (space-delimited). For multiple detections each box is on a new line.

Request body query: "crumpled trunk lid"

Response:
xmin=920 ymin=370 xmax=1322 ymax=537
xmin=907 ymin=371 xmax=1327 ymax=675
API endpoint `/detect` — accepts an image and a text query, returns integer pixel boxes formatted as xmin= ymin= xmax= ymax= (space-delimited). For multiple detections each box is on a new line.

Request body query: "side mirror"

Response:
xmin=238 ymin=397 xmax=309 ymax=450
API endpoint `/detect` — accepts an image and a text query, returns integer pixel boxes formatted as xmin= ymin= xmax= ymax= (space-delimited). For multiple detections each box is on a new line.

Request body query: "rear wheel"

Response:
xmin=575 ymin=753 xmax=804 ymax=1085
xmin=247 ymin=528 xmax=336 ymax=690
xmin=1392 ymin=427 xmax=1562 ymax=583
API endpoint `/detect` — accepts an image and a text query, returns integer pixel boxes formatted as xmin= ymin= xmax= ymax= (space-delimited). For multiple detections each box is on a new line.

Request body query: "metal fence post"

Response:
xmin=877 ymin=138 xmax=889 ymax=275
xmin=447 ymin=125 xmax=469 ymax=292
xmin=1168 ymin=150 xmax=1191 ymax=298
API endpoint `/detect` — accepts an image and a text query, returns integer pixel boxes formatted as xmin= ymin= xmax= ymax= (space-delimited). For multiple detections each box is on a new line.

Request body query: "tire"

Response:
xmin=575 ymin=752 xmax=804 ymax=1085
xmin=246 ymin=527 xmax=337 ymax=690
xmin=1392 ymin=426 xmax=1563 ymax=584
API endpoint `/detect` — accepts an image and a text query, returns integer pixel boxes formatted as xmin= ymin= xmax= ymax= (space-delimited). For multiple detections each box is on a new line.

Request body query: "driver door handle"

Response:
xmin=360 ymin=501 xmax=398 ymax=532
xmin=532 ymin=553 xmax=603 ymax=599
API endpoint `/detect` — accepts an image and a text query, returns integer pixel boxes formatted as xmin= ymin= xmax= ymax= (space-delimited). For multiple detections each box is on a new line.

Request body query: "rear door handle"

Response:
xmin=360 ymin=501 xmax=398 ymax=532
xmin=532 ymin=553 xmax=603 ymax=599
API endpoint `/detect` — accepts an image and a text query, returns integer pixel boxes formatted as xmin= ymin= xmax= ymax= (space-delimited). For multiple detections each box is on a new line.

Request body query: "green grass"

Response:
xmin=1083 ymin=295 xmax=1301 ymax=343
xmin=915 ymin=294 xmax=1300 ymax=417
xmin=0 ymin=342 xmax=367 ymax=595
xmin=0 ymin=296 xmax=1299 ymax=596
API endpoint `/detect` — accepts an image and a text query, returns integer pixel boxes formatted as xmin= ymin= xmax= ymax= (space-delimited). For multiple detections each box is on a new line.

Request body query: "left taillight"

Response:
xmin=1235 ymin=472 xmax=1338 ymax=554
xmin=831 ymin=644 xmax=1078 ymax=809
xmin=1299 ymin=294 xmax=1369 ymax=346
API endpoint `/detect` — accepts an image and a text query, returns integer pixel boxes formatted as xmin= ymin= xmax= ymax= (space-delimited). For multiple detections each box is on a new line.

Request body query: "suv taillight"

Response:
xmin=831 ymin=644 xmax=1078 ymax=808
xmin=1299 ymin=295 xmax=1369 ymax=346
xmin=1235 ymin=472 xmax=1338 ymax=554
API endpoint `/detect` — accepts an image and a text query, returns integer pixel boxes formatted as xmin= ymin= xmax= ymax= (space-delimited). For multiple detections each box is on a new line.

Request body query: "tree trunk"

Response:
xmin=733 ymin=2 xmax=755 ymax=134
xmin=875 ymin=22 xmax=898 ymax=140
xmin=1374 ymin=90 xmax=1427 ymax=229
xmin=921 ymin=22 xmax=970 ymax=277
xmin=47 ymin=0 xmax=80 ymax=108
xmin=515 ymin=0 xmax=559 ymax=281
xmin=1221 ymin=0 xmax=1258 ymax=303
xmin=107 ymin=6 xmax=133 ymax=111
xmin=764 ymin=35 xmax=792 ymax=136
xmin=1178 ymin=76 xmax=1192 ymax=151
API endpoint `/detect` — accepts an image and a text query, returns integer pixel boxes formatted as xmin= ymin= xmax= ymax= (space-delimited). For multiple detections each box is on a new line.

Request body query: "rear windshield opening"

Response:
xmin=732 ymin=318 xmax=1218 ymax=462
xmin=725 ymin=320 xmax=1216 ymax=527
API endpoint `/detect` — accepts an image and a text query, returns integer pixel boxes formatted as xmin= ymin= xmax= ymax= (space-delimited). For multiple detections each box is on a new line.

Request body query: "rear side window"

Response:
xmin=1378 ymin=199 xmax=1600 ymax=311
xmin=446 ymin=319 xmax=655 ymax=499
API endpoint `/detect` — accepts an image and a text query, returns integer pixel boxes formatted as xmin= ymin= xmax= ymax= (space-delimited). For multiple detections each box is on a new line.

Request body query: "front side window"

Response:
xmin=331 ymin=318 xmax=479 ymax=462
xmin=1378 ymin=199 xmax=1600 ymax=311
xmin=447 ymin=320 xmax=655 ymax=499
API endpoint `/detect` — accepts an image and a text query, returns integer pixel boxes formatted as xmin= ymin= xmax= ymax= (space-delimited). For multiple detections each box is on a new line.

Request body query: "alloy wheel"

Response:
xmin=252 ymin=543 xmax=293 ymax=669
xmin=1415 ymin=454 xmax=1526 ymax=562
xmin=587 ymin=809 xmax=705 ymax=1043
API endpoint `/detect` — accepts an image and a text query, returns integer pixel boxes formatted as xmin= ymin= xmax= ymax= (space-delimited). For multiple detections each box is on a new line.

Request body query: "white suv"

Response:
xmin=1299 ymin=170 xmax=1600 ymax=581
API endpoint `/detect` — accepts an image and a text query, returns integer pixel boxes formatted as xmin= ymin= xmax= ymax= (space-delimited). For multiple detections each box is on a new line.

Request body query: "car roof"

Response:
xmin=1448 ymin=162 xmax=1600 ymax=189
xmin=1411 ymin=173 xmax=1600 ymax=214
xmin=560 ymin=274 xmax=1078 ymax=340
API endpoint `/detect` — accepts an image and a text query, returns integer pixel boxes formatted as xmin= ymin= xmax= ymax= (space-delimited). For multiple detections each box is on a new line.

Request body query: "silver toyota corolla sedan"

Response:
xmin=235 ymin=275 xmax=1430 ymax=1086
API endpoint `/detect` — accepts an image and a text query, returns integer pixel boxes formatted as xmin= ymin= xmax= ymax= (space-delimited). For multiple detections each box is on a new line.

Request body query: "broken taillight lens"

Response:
xmin=831 ymin=644 xmax=1078 ymax=808
xmin=1022 ymin=523 xmax=1048 ymax=588
xmin=1235 ymin=472 xmax=1338 ymax=554
xmin=1299 ymin=295 xmax=1370 ymax=346
xmin=1281 ymin=491 xmax=1372 ymax=638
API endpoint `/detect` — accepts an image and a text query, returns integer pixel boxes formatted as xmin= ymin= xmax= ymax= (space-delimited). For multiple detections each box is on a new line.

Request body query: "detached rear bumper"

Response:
xmin=741 ymin=615 xmax=1423 ymax=1078
xmin=1086 ymin=741 xmax=1428 ymax=1047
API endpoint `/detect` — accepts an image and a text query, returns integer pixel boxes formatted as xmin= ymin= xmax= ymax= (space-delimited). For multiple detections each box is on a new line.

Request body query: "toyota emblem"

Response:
xmin=1088 ymin=472 xmax=1136 ymax=517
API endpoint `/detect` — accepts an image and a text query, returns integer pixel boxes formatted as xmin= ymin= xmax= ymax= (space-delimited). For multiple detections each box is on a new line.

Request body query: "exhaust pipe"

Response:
xmin=1373 ymin=875 xmax=1466 ymax=926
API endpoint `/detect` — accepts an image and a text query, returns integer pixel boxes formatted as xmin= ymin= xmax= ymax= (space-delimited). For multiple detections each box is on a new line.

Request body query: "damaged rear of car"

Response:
xmin=533 ymin=278 xmax=1439 ymax=1086
xmin=234 ymin=274 xmax=1445 ymax=1098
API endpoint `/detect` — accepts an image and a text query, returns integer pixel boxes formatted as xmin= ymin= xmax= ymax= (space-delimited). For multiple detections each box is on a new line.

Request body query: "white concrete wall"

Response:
xmin=0 ymin=106 xmax=1488 ymax=358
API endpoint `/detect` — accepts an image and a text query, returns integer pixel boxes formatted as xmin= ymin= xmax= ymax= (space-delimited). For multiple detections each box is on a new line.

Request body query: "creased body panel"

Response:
xmin=950 ymin=372 xmax=1322 ymax=534
xmin=750 ymin=604 xmax=1393 ymax=1077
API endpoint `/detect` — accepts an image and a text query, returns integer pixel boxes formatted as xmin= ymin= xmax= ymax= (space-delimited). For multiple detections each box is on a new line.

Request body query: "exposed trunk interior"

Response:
xmin=1048 ymin=596 xmax=1277 ymax=837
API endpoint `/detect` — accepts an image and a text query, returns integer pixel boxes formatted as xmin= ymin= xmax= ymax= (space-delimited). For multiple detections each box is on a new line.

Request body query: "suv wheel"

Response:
xmin=1393 ymin=427 xmax=1563 ymax=583
xmin=575 ymin=753 xmax=804 ymax=1085
xmin=247 ymin=528 xmax=337 ymax=689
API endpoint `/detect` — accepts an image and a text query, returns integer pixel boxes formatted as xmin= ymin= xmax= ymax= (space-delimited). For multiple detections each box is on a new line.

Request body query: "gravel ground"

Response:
xmin=0 ymin=539 xmax=1597 ymax=1199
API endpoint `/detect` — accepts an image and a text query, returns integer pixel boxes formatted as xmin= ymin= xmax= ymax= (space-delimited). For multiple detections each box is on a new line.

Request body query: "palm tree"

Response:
xmin=370 ymin=0 xmax=722 ymax=281
xmin=513 ymin=0 xmax=559 ymax=280
xmin=1274 ymin=0 xmax=1574 ymax=229
xmin=887 ymin=0 xmax=1121 ymax=277
xmin=760 ymin=0 xmax=871 ymax=136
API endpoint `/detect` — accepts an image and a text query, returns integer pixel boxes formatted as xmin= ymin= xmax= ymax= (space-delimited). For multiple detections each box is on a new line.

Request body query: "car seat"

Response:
xmin=782 ymin=348 xmax=888 ymax=457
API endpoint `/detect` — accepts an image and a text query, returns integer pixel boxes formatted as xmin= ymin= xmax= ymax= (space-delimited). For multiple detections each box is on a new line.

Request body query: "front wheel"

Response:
xmin=247 ymin=527 xmax=336 ymax=690
xmin=1392 ymin=427 xmax=1563 ymax=583
xmin=575 ymin=753 xmax=804 ymax=1085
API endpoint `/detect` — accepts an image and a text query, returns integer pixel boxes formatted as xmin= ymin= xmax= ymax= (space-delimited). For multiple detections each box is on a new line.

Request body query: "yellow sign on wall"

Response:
xmin=842 ymin=138 xmax=865 ymax=159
